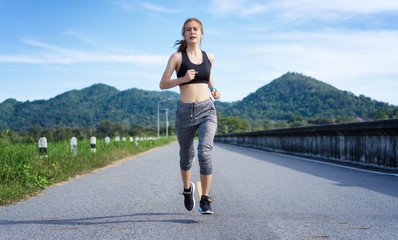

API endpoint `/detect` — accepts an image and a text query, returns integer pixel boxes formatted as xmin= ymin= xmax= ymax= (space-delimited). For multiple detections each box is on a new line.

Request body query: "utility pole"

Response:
xmin=157 ymin=98 xmax=173 ymax=138
xmin=165 ymin=108 xmax=169 ymax=137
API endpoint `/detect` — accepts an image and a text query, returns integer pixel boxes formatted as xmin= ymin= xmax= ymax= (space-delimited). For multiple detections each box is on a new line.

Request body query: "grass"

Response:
xmin=0 ymin=135 xmax=176 ymax=206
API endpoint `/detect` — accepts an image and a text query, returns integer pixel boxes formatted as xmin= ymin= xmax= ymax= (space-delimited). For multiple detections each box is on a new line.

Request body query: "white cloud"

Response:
xmin=232 ymin=29 xmax=398 ymax=103
xmin=274 ymin=0 xmax=398 ymax=20
xmin=247 ymin=30 xmax=398 ymax=78
xmin=241 ymin=3 xmax=269 ymax=16
xmin=0 ymin=53 xmax=168 ymax=64
xmin=0 ymin=39 xmax=168 ymax=64
xmin=22 ymin=38 xmax=85 ymax=57
xmin=209 ymin=0 xmax=398 ymax=19
xmin=139 ymin=2 xmax=180 ymax=14
xmin=277 ymin=0 xmax=398 ymax=14
xmin=111 ymin=0 xmax=180 ymax=13
xmin=209 ymin=28 xmax=398 ymax=103
xmin=110 ymin=0 xmax=136 ymax=10
xmin=209 ymin=0 xmax=268 ymax=17
xmin=63 ymin=30 xmax=99 ymax=46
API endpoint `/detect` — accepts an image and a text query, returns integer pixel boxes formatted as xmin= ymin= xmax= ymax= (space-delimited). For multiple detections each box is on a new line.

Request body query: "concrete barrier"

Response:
xmin=215 ymin=119 xmax=398 ymax=170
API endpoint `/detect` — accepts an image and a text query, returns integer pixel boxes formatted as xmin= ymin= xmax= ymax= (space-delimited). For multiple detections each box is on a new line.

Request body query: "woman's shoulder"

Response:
xmin=204 ymin=51 xmax=214 ymax=63
xmin=169 ymin=52 xmax=182 ymax=61
xmin=168 ymin=52 xmax=182 ymax=64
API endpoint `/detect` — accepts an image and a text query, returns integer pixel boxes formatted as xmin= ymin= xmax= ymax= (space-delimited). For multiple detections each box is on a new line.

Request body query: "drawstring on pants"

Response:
xmin=191 ymin=103 xmax=196 ymax=121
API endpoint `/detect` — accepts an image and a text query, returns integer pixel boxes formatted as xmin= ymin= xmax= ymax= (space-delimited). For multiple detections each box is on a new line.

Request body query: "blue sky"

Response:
xmin=1 ymin=0 xmax=398 ymax=105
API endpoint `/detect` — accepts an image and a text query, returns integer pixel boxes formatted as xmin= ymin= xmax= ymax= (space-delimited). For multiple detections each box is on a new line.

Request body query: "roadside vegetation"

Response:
xmin=0 ymin=130 xmax=175 ymax=206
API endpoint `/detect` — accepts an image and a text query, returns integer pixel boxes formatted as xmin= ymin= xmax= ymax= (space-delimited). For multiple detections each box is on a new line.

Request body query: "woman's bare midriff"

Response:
xmin=179 ymin=83 xmax=210 ymax=103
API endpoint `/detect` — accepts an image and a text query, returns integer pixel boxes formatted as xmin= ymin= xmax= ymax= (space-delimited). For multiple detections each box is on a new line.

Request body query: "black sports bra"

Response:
xmin=177 ymin=50 xmax=211 ymax=86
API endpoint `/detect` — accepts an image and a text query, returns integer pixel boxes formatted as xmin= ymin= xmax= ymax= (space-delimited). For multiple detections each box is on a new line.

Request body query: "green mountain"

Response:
xmin=219 ymin=72 xmax=396 ymax=121
xmin=0 ymin=84 xmax=179 ymax=132
xmin=1 ymin=72 xmax=396 ymax=132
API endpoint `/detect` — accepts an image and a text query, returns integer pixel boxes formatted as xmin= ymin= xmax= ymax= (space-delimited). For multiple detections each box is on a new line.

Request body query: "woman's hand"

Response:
xmin=183 ymin=69 xmax=197 ymax=83
xmin=211 ymin=88 xmax=221 ymax=100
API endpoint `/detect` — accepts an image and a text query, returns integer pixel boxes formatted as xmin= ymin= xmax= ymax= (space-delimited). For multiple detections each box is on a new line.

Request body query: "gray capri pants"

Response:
xmin=175 ymin=98 xmax=217 ymax=175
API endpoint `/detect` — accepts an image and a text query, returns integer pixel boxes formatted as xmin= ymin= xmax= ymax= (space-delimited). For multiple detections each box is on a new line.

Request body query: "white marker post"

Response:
xmin=105 ymin=136 xmax=110 ymax=145
xmin=122 ymin=137 xmax=126 ymax=142
xmin=90 ymin=136 xmax=96 ymax=153
xmin=38 ymin=137 xmax=47 ymax=158
xmin=129 ymin=136 xmax=133 ymax=142
xmin=115 ymin=136 xmax=120 ymax=142
xmin=71 ymin=137 xmax=77 ymax=155
xmin=135 ymin=136 xmax=139 ymax=146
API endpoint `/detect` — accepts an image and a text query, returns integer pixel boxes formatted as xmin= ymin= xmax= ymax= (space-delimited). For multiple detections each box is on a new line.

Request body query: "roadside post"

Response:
xmin=38 ymin=137 xmax=47 ymax=158
xmin=90 ymin=136 xmax=96 ymax=153
xmin=71 ymin=137 xmax=77 ymax=155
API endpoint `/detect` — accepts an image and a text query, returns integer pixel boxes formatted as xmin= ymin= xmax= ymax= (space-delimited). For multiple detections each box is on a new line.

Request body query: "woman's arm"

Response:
xmin=207 ymin=53 xmax=221 ymax=100
xmin=160 ymin=53 xmax=196 ymax=90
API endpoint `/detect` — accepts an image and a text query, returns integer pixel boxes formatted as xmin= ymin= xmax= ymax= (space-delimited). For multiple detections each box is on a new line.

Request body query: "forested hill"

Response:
xmin=0 ymin=84 xmax=179 ymax=132
xmin=1 ymin=73 xmax=397 ymax=132
xmin=219 ymin=72 xmax=396 ymax=121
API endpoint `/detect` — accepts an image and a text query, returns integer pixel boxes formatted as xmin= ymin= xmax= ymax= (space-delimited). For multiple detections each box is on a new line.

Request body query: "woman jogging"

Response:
xmin=160 ymin=18 xmax=220 ymax=214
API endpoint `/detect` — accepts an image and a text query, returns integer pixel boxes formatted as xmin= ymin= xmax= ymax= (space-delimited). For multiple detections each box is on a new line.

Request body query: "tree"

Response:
xmin=336 ymin=116 xmax=354 ymax=123
xmin=218 ymin=116 xmax=249 ymax=134
xmin=128 ymin=125 xmax=145 ymax=136
xmin=263 ymin=119 xmax=276 ymax=130
xmin=308 ymin=118 xmax=334 ymax=125
xmin=369 ymin=110 xmax=388 ymax=120
xmin=29 ymin=124 xmax=42 ymax=140
xmin=288 ymin=115 xmax=307 ymax=127
xmin=97 ymin=120 xmax=116 ymax=138
xmin=55 ymin=128 xmax=73 ymax=141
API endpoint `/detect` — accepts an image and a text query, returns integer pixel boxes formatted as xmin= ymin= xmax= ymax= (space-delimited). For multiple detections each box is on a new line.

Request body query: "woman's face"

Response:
xmin=183 ymin=21 xmax=203 ymax=44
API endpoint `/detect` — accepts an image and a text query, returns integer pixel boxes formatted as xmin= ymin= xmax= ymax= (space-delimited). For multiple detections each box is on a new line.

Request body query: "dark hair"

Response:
xmin=175 ymin=18 xmax=203 ymax=52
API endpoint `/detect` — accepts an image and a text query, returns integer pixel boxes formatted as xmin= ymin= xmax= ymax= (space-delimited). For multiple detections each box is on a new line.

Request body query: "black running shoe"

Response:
xmin=181 ymin=182 xmax=195 ymax=211
xmin=198 ymin=195 xmax=213 ymax=214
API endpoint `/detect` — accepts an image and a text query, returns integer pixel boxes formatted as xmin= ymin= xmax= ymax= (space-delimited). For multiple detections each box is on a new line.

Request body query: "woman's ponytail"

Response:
xmin=175 ymin=39 xmax=187 ymax=52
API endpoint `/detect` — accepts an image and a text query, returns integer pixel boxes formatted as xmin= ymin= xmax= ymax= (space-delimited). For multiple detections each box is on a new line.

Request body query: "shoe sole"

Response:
xmin=198 ymin=207 xmax=214 ymax=214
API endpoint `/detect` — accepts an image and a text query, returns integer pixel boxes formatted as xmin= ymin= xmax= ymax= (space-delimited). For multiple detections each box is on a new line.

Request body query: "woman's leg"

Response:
xmin=177 ymin=128 xmax=195 ymax=186
xmin=197 ymin=116 xmax=216 ymax=214
xmin=181 ymin=169 xmax=192 ymax=189
xmin=176 ymin=125 xmax=196 ymax=212
xmin=200 ymin=174 xmax=212 ymax=197
xmin=197 ymin=114 xmax=217 ymax=197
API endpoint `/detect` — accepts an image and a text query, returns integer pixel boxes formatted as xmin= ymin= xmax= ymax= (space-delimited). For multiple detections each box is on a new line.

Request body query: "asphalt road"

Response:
xmin=1 ymin=141 xmax=397 ymax=240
